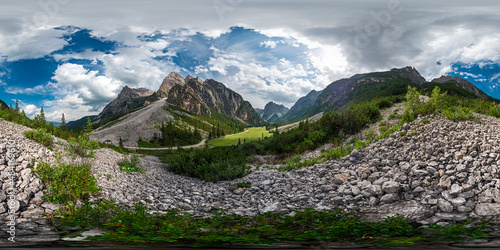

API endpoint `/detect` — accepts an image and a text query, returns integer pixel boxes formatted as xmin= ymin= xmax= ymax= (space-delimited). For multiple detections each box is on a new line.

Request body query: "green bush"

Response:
xmin=236 ymin=182 xmax=252 ymax=188
xmin=441 ymin=107 xmax=475 ymax=122
xmin=118 ymin=155 xmax=145 ymax=173
xmin=24 ymin=128 xmax=53 ymax=146
xmin=68 ymin=135 xmax=100 ymax=157
xmin=322 ymin=144 xmax=352 ymax=160
xmin=33 ymin=161 xmax=101 ymax=203
xmin=164 ymin=147 xmax=251 ymax=182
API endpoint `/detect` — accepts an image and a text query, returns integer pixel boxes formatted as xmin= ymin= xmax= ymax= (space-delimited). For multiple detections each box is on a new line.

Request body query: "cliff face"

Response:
xmin=260 ymin=102 xmax=289 ymax=122
xmin=157 ymin=72 xmax=185 ymax=98
xmin=95 ymin=86 xmax=155 ymax=122
xmin=166 ymin=75 xmax=262 ymax=125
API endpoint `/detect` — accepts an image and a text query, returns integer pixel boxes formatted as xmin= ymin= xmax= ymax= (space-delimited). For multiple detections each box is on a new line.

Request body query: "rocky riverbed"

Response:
xmin=2 ymin=111 xmax=500 ymax=245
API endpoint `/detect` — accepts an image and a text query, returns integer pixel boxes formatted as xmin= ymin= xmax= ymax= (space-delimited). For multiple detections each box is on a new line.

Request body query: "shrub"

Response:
xmin=321 ymin=144 xmax=352 ymax=160
xmin=118 ymin=155 xmax=145 ymax=173
xmin=164 ymin=147 xmax=251 ymax=182
xmin=68 ymin=135 xmax=100 ymax=157
xmin=441 ymin=107 xmax=475 ymax=122
xmin=33 ymin=161 xmax=101 ymax=203
xmin=236 ymin=182 xmax=252 ymax=188
xmin=24 ymin=128 xmax=53 ymax=146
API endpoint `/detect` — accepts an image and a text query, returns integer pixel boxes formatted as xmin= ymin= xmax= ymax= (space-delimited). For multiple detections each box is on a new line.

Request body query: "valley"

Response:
xmin=208 ymin=127 xmax=271 ymax=146
xmin=3 ymin=66 xmax=500 ymax=247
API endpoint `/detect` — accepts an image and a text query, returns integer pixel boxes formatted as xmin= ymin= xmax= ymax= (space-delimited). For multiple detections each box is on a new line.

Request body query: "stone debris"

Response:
xmin=3 ymin=112 xmax=500 ymax=243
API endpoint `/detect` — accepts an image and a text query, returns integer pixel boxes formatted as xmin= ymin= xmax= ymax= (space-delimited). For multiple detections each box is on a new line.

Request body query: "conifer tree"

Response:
xmin=60 ymin=113 xmax=67 ymax=131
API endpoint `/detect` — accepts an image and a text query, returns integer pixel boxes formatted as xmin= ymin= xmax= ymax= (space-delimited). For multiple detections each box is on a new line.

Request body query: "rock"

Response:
xmin=261 ymin=180 xmax=271 ymax=185
xmin=434 ymin=213 xmax=468 ymax=221
xmin=333 ymin=173 xmax=349 ymax=184
xmin=6 ymin=199 xmax=20 ymax=212
xmin=475 ymin=203 xmax=500 ymax=216
xmin=449 ymin=184 xmax=463 ymax=195
xmin=234 ymin=188 xmax=244 ymax=195
xmin=437 ymin=198 xmax=453 ymax=212
xmin=438 ymin=176 xmax=452 ymax=189
xmin=382 ymin=181 xmax=400 ymax=194
xmin=360 ymin=200 xmax=432 ymax=222
xmin=455 ymin=152 xmax=464 ymax=161
xmin=380 ymin=193 xmax=399 ymax=203
xmin=366 ymin=184 xmax=382 ymax=196
xmin=449 ymin=197 xmax=466 ymax=207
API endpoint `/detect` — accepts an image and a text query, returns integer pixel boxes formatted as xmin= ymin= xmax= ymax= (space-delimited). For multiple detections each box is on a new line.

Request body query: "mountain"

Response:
xmin=164 ymin=75 xmax=262 ymax=125
xmin=259 ymin=102 xmax=289 ymax=122
xmin=91 ymin=72 xmax=262 ymax=146
xmin=281 ymin=66 xmax=426 ymax=122
xmin=429 ymin=75 xmax=492 ymax=100
xmin=67 ymin=115 xmax=98 ymax=130
xmin=95 ymin=86 xmax=157 ymax=123
xmin=0 ymin=99 xmax=8 ymax=110
xmin=280 ymin=90 xmax=323 ymax=123
xmin=255 ymin=108 xmax=264 ymax=116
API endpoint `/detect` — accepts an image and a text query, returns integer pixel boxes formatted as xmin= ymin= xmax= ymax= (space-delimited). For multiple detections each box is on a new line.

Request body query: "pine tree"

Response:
xmin=83 ymin=117 xmax=93 ymax=134
xmin=39 ymin=106 xmax=46 ymax=125
xmin=14 ymin=100 xmax=19 ymax=113
xmin=60 ymin=113 xmax=67 ymax=131
xmin=119 ymin=137 xmax=124 ymax=148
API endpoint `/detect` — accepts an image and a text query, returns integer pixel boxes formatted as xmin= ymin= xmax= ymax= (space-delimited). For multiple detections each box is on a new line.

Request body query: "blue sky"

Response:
xmin=0 ymin=0 xmax=499 ymax=121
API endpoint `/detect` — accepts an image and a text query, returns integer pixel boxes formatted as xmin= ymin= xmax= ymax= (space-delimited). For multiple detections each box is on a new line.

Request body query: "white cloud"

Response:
xmin=23 ymin=104 xmax=38 ymax=118
xmin=5 ymin=84 xmax=47 ymax=95
xmin=0 ymin=25 xmax=68 ymax=61
xmin=50 ymin=63 xmax=121 ymax=111
xmin=260 ymin=40 xmax=277 ymax=49
xmin=196 ymin=49 xmax=318 ymax=108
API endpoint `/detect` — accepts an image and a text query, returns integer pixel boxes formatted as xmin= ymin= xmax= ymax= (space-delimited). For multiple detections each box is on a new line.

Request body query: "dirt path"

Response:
xmin=275 ymin=112 xmax=324 ymax=132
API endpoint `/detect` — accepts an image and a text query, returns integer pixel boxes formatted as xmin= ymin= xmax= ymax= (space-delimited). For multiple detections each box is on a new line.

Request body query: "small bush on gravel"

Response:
xmin=68 ymin=134 xmax=100 ymax=158
xmin=117 ymin=155 xmax=145 ymax=173
xmin=33 ymin=161 xmax=101 ymax=203
xmin=24 ymin=128 xmax=53 ymax=146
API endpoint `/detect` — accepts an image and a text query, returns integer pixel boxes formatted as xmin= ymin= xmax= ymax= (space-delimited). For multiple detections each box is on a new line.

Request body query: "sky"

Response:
xmin=0 ymin=0 xmax=499 ymax=122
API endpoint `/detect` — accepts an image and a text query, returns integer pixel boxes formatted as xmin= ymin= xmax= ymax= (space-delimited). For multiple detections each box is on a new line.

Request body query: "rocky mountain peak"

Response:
xmin=260 ymin=102 xmax=289 ymax=122
xmin=158 ymin=71 xmax=186 ymax=98
xmin=184 ymin=75 xmax=193 ymax=83
xmin=390 ymin=66 xmax=426 ymax=85
xmin=95 ymin=86 xmax=155 ymax=122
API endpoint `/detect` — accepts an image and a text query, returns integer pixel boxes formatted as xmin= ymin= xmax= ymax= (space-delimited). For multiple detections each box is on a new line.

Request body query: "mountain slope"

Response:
xmin=164 ymin=75 xmax=262 ymax=125
xmin=428 ymin=75 xmax=493 ymax=100
xmin=0 ymin=99 xmax=8 ymax=110
xmin=67 ymin=115 xmax=98 ymax=130
xmin=260 ymin=102 xmax=289 ymax=122
xmin=280 ymin=90 xmax=322 ymax=122
xmin=95 ymin=86 xmax=157 ymax=123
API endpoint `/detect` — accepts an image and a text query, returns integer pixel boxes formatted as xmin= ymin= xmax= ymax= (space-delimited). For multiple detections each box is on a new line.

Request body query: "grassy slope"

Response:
xmin=208 ymin=127 xmax=271 ymax=146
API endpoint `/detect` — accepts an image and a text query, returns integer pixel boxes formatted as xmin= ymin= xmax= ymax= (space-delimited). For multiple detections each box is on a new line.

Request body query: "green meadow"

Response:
xmin=208 ymin=127 xmax=271 ymax=146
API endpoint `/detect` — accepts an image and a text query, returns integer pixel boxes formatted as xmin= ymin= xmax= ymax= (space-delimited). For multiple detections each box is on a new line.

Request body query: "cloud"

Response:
xmin=5 ymin=84 xmax=47 ymax=95
xmin=51 ymin=63 xmax=121 ymax=111
xmin=260 ymin=40 xmax=278 ymax=49
xmin=0 ymin=24 xmax=68 ymax=61
xmin=2 ymin=0 xmax=500 ymax=117
xmin=23 ymin=104 xmax=38 ymax=117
